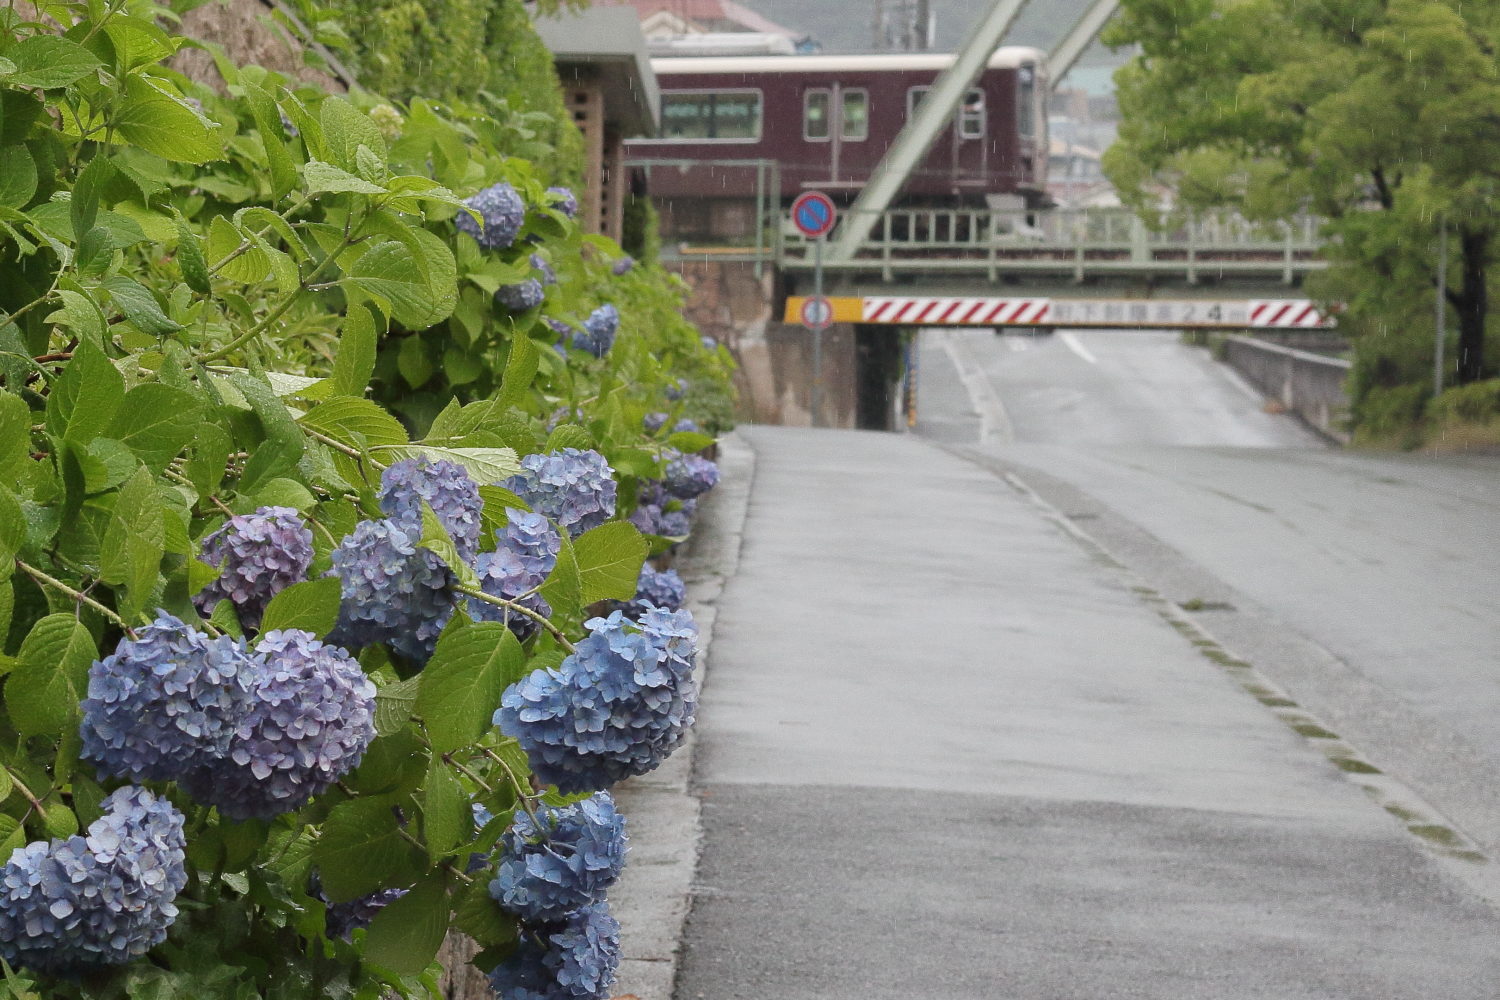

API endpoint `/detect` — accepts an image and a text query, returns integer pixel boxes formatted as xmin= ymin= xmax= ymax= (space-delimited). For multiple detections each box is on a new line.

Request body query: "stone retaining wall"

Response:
xmin=1224 ymin=334 xmax=1352 ymax=443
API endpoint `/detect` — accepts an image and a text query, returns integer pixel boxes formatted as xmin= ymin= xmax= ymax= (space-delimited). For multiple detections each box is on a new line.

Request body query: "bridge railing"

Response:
xmin=779 ymin=208 xmax=1326 ymax=284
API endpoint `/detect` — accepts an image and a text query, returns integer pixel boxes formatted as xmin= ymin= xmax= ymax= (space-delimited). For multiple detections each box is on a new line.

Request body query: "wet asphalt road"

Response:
xmin=672 ymin=328 xmax=1500 ymax=999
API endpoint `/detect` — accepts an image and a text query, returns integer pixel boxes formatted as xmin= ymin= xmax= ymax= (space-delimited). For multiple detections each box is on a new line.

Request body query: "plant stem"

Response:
xmin=2 ymin=765 xmax=47 ymax=817
xmin=15 ymin=560 xmax=134 ymax=631
xmin=456 ymin=585 xmax=575 ymax=653
xmin=481 ymin=746 xmax=540 ymax=824
xmin=443 ymin=755 xmax=496 ymax=795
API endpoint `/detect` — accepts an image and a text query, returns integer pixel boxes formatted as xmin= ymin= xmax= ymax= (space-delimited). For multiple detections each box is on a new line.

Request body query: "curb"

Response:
xmin=609 ymin=429 xmax=756 ymax=999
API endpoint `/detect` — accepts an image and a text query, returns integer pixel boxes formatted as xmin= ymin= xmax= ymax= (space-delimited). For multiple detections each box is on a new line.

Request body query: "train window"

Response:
xmin=958 ymin=89 xmax=984 ymax=139
xmin=661 ymin=90 xmax=763 ymax=141
xmin=804 ymin=89 xmax=831 ymax=141
xmin=907 ymin=86 xmax=984 ymax=138
xmin=1018 ymin=66 xmax=1037 ymax=138
xmin=841 ymin=89 xmax=868 ymax=141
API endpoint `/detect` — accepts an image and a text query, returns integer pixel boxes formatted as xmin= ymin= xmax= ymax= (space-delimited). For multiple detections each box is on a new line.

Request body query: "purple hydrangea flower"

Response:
xmin=497 ymin=278 xmax=546 ymax=312
xmin=81 ymin=615 xmax=259 ymax=783
xmin=471 ymin=510 xmax=560 ymax=640
xmin=378 ymin=456 xmax=484 ymax=563
xmin=329 ymin=518 xmax=457 ymax=664
xmin=491 ymin=792 xmax=627 ymax=923
xmin=179 ymin=630 xmax=376 ymax=821
xmin=635 ymin=565 xmax=686 ymax=611
xmin=642 ymin=413 xmax=700 ymax=435
xmin=663 ymin=452 xmax=719 ymax=500
xmin=532 ymin=253 xmax=557 ymax=286
xmin=495 ymin=609 xmax=698 ymax=794
xmin=571 ymin=305 xmax=618 ymax=358
xmin=610 ymin=257 xmax=635 ymax=276
xmin=546 ymin=187 xmax=579 ymax=219
xmin=488 ymin=902 xmax=620 ymax=1000
xmin=502 ymin=450 xmax=617 ymax=537
xmin=193 ymin=506 xmax=313 ymax=629
xmin=701 ymin=335 xmax=719 ymax=351
xmin=456 ymin=182 xmax=526 ymax=250
xmin=0 ymin=787 xmax=186 ymax=974
xmin=664 ymin=379 xmax=688 ymax=401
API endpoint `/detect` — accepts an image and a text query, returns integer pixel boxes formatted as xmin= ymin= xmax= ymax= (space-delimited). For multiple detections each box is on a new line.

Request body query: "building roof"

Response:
xmin=600 ymin=0 xmax=803 ymax=39
xmin=533 ymin=7 xmax=660 ymax=136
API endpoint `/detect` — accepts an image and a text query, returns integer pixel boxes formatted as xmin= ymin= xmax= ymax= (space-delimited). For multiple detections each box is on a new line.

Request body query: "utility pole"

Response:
xmin=1434 ymin=216 xmax=1448 ymax=397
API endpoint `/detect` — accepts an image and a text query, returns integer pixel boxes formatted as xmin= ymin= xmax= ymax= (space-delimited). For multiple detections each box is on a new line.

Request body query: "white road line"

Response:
xmin=938 ymin=331 xmax=1014 ymax=445
xmin=1059 ymin=330 xmax=1099 ymax=365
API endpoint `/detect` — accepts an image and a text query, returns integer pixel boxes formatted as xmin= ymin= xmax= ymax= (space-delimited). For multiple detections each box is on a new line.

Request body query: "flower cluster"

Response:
xmin=497 ymin=278 xmax=545 ymax=312
xmin=491 ymin=793 xmax=627 ymax=924
xmin=610 ymin=256 xmax=634 ymax=276
xmin=532 ymin=252 xmax=557 ymax=286
xmin=329 ymin=518 xmax=457 ymax=663
xmin=496 ymin=609 xmax=698 ymax=794
xmin=634 ymin=565 xmax=686 ymax=612
xmin=643 ymin=413 xmax=701 ymax=436
xmin=471 ymin=510 xmax=561 ymax=640
xmin=0 ymin=787 xmax=186 ymax=974
xmin=503 ymin=449 xmax=618 ymax=537
xmin=546 ymin=186 xmax=578 ymax=219
xmin=80 ymin=618 xmax=375 ymax=820
xmin=378 ymin=456 xmax=484 ymax=562
xmin=571 ymin=305 xmax=619 ymax=358
xmin=664 ymin=452 xmax=720 ymax=500
xmin=457 ymin=181 xmax=526 ymax=249
xmin=488 ymin=902 xmax=620 ymax=1000
xmin=628 ymin=481 xmax=695 ymax=539
xmin=179 ymin=630 xmax=377 ymax=821
xmin=194 ymin=506 xmax=314 ymax=629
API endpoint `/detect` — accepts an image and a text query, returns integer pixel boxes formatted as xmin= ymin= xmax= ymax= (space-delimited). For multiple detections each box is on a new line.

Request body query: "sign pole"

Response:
xmin=812 ymin=235 xmax=824 ymax=428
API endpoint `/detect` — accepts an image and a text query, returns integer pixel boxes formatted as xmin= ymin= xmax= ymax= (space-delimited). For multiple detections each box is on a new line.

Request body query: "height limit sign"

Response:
xmin=800 ymin=296 xmax=833 ymax=331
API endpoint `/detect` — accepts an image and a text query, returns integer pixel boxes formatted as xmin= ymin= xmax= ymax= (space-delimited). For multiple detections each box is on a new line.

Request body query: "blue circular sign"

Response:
xmin=791 ymin=192 xmax=837 ymax=239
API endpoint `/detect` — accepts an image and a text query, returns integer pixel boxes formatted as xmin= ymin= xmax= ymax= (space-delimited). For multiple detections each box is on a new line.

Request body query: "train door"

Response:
xmin=802 ymin=84 xmax=869 ymax=188
xmin=906 ymin=86 xmax=987 ymax=188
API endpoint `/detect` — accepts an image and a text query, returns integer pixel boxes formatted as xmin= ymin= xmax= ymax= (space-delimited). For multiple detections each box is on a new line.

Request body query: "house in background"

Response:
xmin=599 ymin=0 xmax=818 ymax=51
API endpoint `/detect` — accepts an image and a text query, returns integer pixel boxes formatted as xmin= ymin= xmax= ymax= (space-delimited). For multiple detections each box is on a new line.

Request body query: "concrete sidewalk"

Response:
xmin=672 ymin=426 xmax=1500 ymax=999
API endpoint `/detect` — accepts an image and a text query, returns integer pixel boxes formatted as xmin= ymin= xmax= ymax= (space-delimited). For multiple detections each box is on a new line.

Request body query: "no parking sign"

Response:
xmin=791 ymin=192 xmax=837 ymax=239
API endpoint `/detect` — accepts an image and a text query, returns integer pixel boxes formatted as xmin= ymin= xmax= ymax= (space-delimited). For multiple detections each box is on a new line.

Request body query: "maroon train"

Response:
xmin=625 ymin=47 xmax=1050 ymax=237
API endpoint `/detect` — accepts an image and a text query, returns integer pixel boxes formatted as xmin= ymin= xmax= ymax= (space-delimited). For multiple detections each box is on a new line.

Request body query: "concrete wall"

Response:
xmin=1224 ymin=334 xmax=1352 ymax=443
xmin=669 ymin=259 xmax=859 ymax=428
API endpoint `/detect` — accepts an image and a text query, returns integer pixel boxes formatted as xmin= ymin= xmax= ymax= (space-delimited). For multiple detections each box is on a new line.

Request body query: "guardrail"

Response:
xmin=1223 ymin=334 xmax=1351 ymax=443
xmin=778 ymin=208 xmax=1326 ymax=284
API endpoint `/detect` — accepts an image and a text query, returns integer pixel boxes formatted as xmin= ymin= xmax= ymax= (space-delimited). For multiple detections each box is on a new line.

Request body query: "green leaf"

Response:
xmin=113 ymin=383 xmax=202 ymax=472
xmin=252 ymin=477 xmax=316 ymax=510
xmin=499 ymin=333 xmax=539 ymax=409
xmin=331 ymin=303 xmax=377 ymax=397
xmin=44 ymin=338 xmax=123 ymax=444
xmin=6 ymin=36 xmax=102 ymax=89
xmin=314 ymin=796 xmax=424 ymax=902
xmin=421 ymin=758 xmax=468 ymax=863
xmin=319 ymin=96 xmax=387 ymax=171
xmin=452 ymin=877 xmax=519 ymax=948
xmin=174 ymin=217 xmax=211 ymax=294
xmin=102 ymin=277 xmax=183 ymax=336
xmin=46 ymin=289 xmax=107 ymax=344
xmin=0 ymin=393 xmax=28 ymax=482
xmin=362 ymin=874 xmax=449 ymax=977
xmin=342 ymin=240 xmax=448 ymax=330
xmin=258 ymin=577 xmax=341 ymax=636
xmin=397 ymin=334 xmax=433 ymax=389
xmin=299 ymin=396 xmax=408 ymax=453
xmin=573 ymin=522 xmax=649 ymax=605
xmin=115 ymin=76 xmax=222 ymax=164
xmin=538 ymin=529 xmax=581 ymax=620
xmin=416 ymin=621 xmax=525 ymax=753
xmin=0 ymin=486 xmax=21 ymax=570
xmin=415 ymin=503 xmax=479 ymax=589
xmin=99 ymin=466 xmax=163 ymax=619
xmin=0 ymin=145 xmax=36 ymax=209
xmin=374 ymin=675 xmax=420 ymax=736
xmin=8 ymin=615 xmax=96 ymax=738
xmin=206 ymin=215 xmax=268 ymax=284
xmin=241 ymin=81 xmax=297 ymax=200
xmin=545 ymin=423 xmax=594 ymax=453
xmin=303 ymin=160 xmax=386 ymax=196
xmin=183 ymin=422 xmax=232 ymax=498
xmin=374 ymin=444 xmax=520 ymax=485
xmin=0 ymin=580 xmax=12 ymax=642
xmin=231 ymin=374 xmax=302 ymax=493
xmin=668 ymin=430 xmax=717 ymax=453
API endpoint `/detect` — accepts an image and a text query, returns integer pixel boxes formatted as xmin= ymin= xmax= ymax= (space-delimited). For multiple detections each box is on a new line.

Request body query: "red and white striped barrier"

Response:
xmin=862 ymin=297 xmax=1052 ymax=326
xmin=1249 ymin=300 xmax=1336 ymax=329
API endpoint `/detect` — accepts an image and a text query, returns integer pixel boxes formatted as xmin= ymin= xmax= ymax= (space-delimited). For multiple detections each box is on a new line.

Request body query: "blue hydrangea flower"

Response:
xmin=642 ymin=414 xmax=700 ymax=435
xmin=610 ymin=257 xmax=634 ymax=276
xmin=488 ymin=902 xmax=620 ymax=1000
xmin=378 ymin=456 xmax=484 ymax=563
xmin=81 ymin=615 xmax=259 ymax=783
xmin=495 ymin=609 xmax=698 ymax=793
xmin=0 ymin=786 xmax=186 ymax=974
xmin=664 ymin=379 xmax=688 ymax=401
xmin=701 ymin=335 xmax=719 ymax=351
xmin=324 ymin=886 xmax=407 ymax=940
xmin=179 ymin=630 xmax=376 ymax=821
xmin=663 ymin=452 xmax=719 ymax=500
xmin=571 ymin=305 xmax=618 ymax=358
xmin=497 ymin=278 xmax=546 ymax=312
xmin=532 ymin=253 xmax=557 ymax=286
xmin=329 ymin=518 xmax=458 ymax=664
xmin=635 ymin=566 xmax=686 ymax=611
xmin=659 ymin=503 xmax=694 ymax=537
xmin=491 ymin=792 xmax=627 ymax=923
xmin=193 ymin=506 xmax=313 ymax=629
xmin=471 ymin=510 xmax=560 ymax=640
xmin=546 ymin=187 xmax=579 ymax=219
xmin=456 ymin=182 xmax=526 ymax=249
xmin=502 ymin=450 xmax=617 ymax=537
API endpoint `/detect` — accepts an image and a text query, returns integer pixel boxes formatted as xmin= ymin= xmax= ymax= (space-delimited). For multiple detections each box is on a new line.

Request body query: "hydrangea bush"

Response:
xmin=0 ymin=3 xmax=728 ymax=997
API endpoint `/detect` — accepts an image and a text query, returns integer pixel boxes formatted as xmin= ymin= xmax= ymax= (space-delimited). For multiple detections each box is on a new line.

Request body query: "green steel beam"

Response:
xmin=1048 ymin=0 xmax=1119 ymax=90
xmin=826 ymin=0 xmax=1033 ymax=261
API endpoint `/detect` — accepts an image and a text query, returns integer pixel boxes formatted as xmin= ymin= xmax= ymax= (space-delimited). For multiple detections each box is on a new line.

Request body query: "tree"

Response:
xmin=1104 ymin=0 xmax=1500 ymax=422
